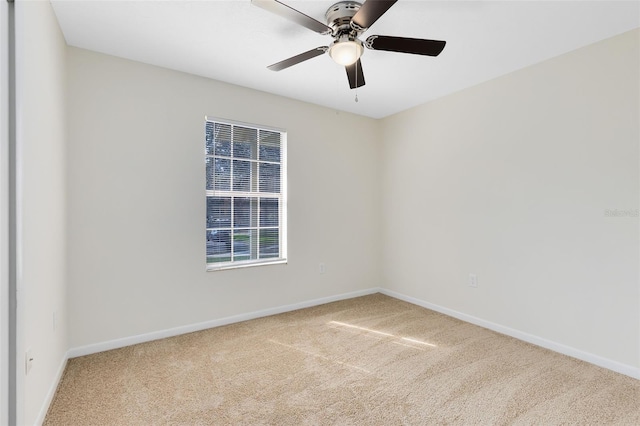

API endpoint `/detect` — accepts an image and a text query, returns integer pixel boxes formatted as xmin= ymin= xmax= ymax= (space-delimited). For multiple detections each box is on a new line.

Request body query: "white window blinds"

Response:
xmin=205 ymin=117 xmax=287 ymax=270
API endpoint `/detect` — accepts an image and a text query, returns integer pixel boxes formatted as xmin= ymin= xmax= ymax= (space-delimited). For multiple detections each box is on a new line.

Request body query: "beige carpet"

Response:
xmin=44 ymin=294 xmax=639 ymax=425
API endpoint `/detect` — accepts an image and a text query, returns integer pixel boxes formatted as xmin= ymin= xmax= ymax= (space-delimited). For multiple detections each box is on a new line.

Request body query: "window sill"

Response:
xmin=206 ymin=258 xmax=287 ymax=272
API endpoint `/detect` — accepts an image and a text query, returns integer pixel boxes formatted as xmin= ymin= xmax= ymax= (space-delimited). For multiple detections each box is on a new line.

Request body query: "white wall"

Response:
xmin=66 ymin=47 xmax=382 ymax=349
xmin=381 ymin=29 xmax=639 ymax=371
xmin=16 ymin=1 xmax=68 ymax=424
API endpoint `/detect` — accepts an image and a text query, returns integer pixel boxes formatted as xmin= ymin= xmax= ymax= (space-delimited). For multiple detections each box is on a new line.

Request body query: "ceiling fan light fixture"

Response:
xmin=329 ymin=38 xmax=363 ymax=66
xmin=254 ymin=0 xmax=447 ymax=90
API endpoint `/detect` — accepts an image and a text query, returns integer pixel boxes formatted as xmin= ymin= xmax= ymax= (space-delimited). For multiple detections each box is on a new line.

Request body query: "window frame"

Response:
xmin=205 ymin=116 xmax=287 ymax=271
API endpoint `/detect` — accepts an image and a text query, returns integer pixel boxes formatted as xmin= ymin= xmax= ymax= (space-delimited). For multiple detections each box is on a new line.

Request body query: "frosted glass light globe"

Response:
xmin=329 ymin=40 xmax=363 ymax=66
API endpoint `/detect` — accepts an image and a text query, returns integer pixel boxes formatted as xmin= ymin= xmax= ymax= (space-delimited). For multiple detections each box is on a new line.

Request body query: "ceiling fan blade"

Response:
xmin=252 ymin=0 xmax=332 ymax=35
xmin=351 ymin=0 xmax=398 ymax=31
xmin=267 ymin=47 xmax=328 ymax=71
xmin=365 ymin=35 xmax=446 ymax=56
xmin=345 ymin=59 xmax=365 ymax=89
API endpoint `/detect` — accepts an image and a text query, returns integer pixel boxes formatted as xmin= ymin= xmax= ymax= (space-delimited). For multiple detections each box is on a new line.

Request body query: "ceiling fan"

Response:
xmin=251 ymin=0 xmax=446 ymax=89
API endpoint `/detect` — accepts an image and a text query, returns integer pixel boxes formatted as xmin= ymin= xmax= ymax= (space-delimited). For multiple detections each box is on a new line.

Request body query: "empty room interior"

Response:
xmin=2 ymin=0 xmax=639 ymax=424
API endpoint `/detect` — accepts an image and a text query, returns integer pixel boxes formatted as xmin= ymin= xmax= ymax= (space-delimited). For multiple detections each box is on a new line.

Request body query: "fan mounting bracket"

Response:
xmin=325 ymin=1 xmax=363 ymax=37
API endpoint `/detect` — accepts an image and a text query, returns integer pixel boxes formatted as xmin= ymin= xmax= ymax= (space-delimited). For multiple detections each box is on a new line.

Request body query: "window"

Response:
xmin=205 ymin=117 xmax=287 ymax=270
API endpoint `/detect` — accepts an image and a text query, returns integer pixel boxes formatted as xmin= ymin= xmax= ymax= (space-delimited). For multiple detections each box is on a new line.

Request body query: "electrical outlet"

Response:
xmin=25 ymin=349 xmax=33 ymax=375
xmin=468 ymin=273 xmax=478 ymax=288
xmin=319 ymin=263 xmax=326 ymax=274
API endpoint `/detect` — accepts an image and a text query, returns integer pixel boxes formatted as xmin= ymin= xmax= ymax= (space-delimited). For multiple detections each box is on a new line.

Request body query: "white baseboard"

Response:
xmin=34 ymin=351 xmax=68 ymax=426
xmin=68 ymin=288 xmax=381 ymax=359
xmin=379 ymin=288 xmax=640 ymax=380
xmin=67 ymin=286 xmax=639 ymax=380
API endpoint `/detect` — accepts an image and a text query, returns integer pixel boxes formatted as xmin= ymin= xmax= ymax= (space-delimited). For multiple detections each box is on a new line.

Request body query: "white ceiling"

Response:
xmin=50 ymin=0 xmax=640 ymax=118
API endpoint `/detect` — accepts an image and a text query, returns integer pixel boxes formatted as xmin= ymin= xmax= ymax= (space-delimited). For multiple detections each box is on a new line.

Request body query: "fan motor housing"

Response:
xmin=325 ymin=1 xmax=362 ymax=36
